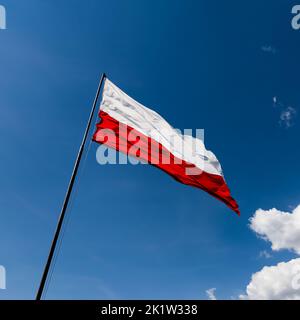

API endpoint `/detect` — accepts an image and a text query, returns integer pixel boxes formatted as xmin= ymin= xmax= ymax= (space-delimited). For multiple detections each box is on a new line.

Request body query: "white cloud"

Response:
xmin=280 ymin=107 xmax=297 ymax=128
xmin=206 ymin=288 xmax=217 ymax=300
xmin=240 ymin=258 xmax=300 ymax=300
xmin=242 ymin=205 xmax=300 ymax=300
xmin=261 ymin=45 xmax=276 ymax=54
xmin=259 ymin=250 xmax=272 ymax=259
xmin=271 ymin=96 xmax=297 ymax=127
xmin=272 ymin=96 xmax=284 ymax=108
xmin=249 ymin=205 xmax=300 ymax=254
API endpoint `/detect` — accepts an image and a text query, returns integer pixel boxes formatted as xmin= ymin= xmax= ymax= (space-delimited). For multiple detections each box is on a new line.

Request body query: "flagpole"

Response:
xmin=36 ymin=73 xmax=106 ymax=300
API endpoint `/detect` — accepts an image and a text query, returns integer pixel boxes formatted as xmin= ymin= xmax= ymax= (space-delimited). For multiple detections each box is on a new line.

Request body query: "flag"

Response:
xmin=93 ymin=79 xmax=239 ymax=215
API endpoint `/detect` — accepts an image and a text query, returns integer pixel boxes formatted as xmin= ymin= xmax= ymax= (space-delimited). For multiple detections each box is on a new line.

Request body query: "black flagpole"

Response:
xmin=36 ymin=73 xmax=106 ymax=300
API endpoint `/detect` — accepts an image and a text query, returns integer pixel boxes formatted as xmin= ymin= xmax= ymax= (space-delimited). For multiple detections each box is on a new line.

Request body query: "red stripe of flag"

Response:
xmin=93 ymin=111 xmax=240 ymax=215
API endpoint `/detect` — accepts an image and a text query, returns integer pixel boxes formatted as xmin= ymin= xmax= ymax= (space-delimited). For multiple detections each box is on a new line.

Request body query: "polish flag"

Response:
xmin=93 ymin=79 xmax=239 ymax=215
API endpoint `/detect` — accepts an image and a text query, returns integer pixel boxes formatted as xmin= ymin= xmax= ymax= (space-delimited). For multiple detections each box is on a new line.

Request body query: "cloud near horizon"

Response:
xmin=240 ymin=258 xmax=300 ymax=300
xmin=241 ymin=205 xmax=300 ymax=300
xmin=206 ymin=288 xmax=217 ymax=300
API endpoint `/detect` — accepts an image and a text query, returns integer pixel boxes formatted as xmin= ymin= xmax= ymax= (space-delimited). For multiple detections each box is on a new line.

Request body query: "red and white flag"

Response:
xmin=93 ymin=79 xmax=239 ymax=215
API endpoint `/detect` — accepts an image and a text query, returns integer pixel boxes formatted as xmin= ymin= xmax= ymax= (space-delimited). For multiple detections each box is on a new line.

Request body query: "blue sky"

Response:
xmin=0 ymin=0 xmax=300 ymax=299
